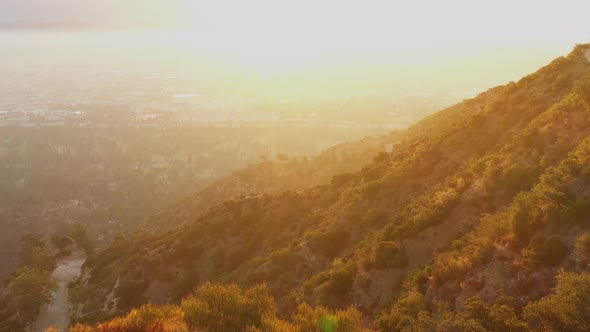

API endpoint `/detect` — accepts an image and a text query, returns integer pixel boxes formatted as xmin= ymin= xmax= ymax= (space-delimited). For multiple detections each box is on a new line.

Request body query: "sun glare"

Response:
xmin=133 ymin=0 xmax=588 ymax=74
xmin=163 ymin=2 xmax=367 ymax=71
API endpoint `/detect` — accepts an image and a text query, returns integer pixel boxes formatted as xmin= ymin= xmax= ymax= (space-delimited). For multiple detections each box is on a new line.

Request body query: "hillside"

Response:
xmin=0 ymin=124 xmax=384 ymax=283
xmin=144 ymin=131 xmax=402 ymax=230
xmin=68 ymin=45 xmax=590 ymax=331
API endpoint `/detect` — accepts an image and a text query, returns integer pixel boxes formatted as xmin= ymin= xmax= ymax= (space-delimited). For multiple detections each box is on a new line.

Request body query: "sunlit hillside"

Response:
xmin=1 ymin=1 xmax=590 ymax=331
xmin=36 ymin=44 xmax=590 ymax=331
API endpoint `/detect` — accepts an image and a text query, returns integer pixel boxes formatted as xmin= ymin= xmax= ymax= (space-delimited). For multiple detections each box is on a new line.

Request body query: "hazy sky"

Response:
xmin=1 ymin=0 xmax=589 ymax=85
xmin=0 ymin=0 xmax=179 ymax=27
xmin=2 ymin=0 xmax=588 ymax=46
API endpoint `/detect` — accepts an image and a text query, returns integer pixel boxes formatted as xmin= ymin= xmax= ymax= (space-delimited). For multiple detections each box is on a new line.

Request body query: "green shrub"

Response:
xmin=170 ymin=270 xmax=199 ymax=302
xmin=69 ymin=284 xmax=90 ymax=305
xmin=303 ymin=271 xmax=331 ymax=295
xmin=509 ymin=193 xmax=534 ymax=245
xmin=181 ymin=282 xmax=276 ymax=332
xmin=115 ymin=279 xmax=148 ymax=310
xmin=525 ymin=272 xmax=590 ymax=331
xmin=318 ymin=268 xmax=355 ymax=307
xmin=310 ymin=228 xmax=350 ymax=258
xmin=575 ymin=233 xmax=590 ymax=257
xmin=523 ymin=234 xmax=568 ymax=267
xmin=463 ymin=296 xmax=528 ymax=331
xmin=374 ymin=241 xmax=408 ymax=269
xmin=92 ymin=304 xmax=187 ymax=331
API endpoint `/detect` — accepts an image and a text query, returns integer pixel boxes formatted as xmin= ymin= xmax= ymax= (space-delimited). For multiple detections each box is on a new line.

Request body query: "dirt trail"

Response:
xmin=34 ymin=254 xmax=85 ymax=332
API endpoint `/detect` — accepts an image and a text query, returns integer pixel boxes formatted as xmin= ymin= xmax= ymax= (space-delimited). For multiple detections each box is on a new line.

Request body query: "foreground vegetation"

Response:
xmin=66 ymin=271 xmax=590 ymax=331
xmin=68 ymin=282 xmax=370 ymax=332
xmin=0 ymin=234 xmax=57 ymax=331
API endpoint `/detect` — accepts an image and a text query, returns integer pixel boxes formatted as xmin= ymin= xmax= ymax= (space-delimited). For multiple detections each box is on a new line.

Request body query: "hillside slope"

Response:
xmin=71 ymin=45 xmax=590 ymax=331
xmin=144 ymin=131 xmax=402 ymax=230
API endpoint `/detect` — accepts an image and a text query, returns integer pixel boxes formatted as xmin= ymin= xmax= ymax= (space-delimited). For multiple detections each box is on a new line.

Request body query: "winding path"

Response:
xmin=34 ymin=254 xmax=85 ymax=332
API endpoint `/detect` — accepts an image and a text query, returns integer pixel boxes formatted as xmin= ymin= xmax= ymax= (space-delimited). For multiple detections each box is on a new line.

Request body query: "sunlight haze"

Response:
xmin=1 ymin=0 xmax=588 ymax=74
xmin=3 ymin=1 xmax=590 ymax=331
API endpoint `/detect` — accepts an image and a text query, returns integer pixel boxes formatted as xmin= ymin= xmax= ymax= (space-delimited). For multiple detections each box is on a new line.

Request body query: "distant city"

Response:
xmin=0 ymin=64 xmax=481 ymax=129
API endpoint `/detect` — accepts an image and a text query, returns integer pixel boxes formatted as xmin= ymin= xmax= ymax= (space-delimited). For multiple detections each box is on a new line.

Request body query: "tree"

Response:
xmin=19 ymin=233 xmax=56 ymax=271
xmin=291 ymin=303 xmax=370 ymax=332
xmin=63 ymin=283 xmax=371 ymax=332
xmin=114 ymin=279 xmax=148 ymax=311
xmin=575 ymin=233 xmax=590 ymax=257
xmin=463 ymin=296 xmax=527 ymax=331
xmin=69 ymin=223 xmax=95 ymax=254
xmin=318 ymin=268 xmax=355 ymax=307
xmin=525 ymin=272 xmax=590 ymax=331
xmin=50 ymin=234 xmax=73 ymax=256
xmin=96 ymin=304 xmax=187 ymax=332
xmin=522 ymin=234 xmax=568 ymax=267
xmin=8 ymin=267 xmax=57 ymax=330
xmin=310 ymin=229 xmax=350 ymax=258
xmin=181 ymin=282 xmax=276 ymax=332
xmin=374 ymin=241 xmax=408 ymax=269
xmin=170 ymin=270 xmax=199 ymax=302
xmin=436 ymin=311 xmax=487 ymax=332
xmin=509 ymin=194 xmax=533 ymax=245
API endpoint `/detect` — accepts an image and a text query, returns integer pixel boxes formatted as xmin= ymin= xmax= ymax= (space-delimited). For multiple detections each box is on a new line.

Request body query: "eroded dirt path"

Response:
xmin=35 ymin=254 xmax=85 ymax=332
